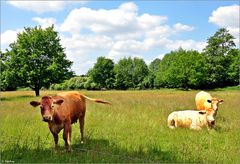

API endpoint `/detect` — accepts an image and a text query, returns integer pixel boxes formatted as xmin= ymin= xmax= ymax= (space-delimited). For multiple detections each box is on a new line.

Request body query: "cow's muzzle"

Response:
xmin=208 ymin=120 xmax=215 ymax=128
xmin=42 ymin=115 xmax=53 ymax=122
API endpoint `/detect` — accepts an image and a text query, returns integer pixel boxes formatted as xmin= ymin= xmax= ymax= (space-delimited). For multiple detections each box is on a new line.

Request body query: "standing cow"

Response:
xmin=30 ymin=91 xmax=111 ymax=151
xmin=167 ymin=110 xmax=216 ymax=130
xmin=195 ymin=91 xmax=224 ymax=119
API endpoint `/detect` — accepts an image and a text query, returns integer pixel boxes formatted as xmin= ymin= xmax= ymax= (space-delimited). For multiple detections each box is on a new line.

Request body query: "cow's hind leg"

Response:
xmin=79 ymin=112 xmax=85 ymax=144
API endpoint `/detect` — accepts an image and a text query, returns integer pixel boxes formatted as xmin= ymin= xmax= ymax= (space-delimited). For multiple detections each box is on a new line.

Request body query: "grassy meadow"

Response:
xmin=0 ymin=90 xmax=240 ymax=163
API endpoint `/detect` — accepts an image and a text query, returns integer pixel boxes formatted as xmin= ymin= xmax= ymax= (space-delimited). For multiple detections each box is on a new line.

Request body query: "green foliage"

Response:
xmin=146 ymin=58 xmax=161 ymax=89
xmin=88 ymin=57 xmax=115 ymax=89
xmin=154 ymin=49 xmax=207 ymax=89
xmin=203 ymin=28 xmax=236 ymax=88
xmin=114 ymin=57 xmax=149 ymax=90
xmin=50 ymin=76 xmax=88 ymax=90
xmin=114 ymin=57 xmax=133 ymax=89
xmin=2 ymin=26 xmax=73 ymax=95
xmin=1 ymin=27 xmax=239 ymax=91
xmin=225 ymin=49 xmax=240 ymax=86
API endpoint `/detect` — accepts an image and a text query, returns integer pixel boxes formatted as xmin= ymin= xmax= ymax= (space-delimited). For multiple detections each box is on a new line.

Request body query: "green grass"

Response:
xmin=0 ymin=90 xmax=240 ymax=163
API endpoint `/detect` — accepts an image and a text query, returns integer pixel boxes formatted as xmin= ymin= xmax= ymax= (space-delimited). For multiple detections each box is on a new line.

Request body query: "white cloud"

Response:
xmin=173 ymin=23 xmax=194 ymax=32
xmin=119 ymin=2 xmax=138 ymax=12
xmin=61 ymin=34 xmax=113 ymax=52
xmin=209 ymin=5 xmax=240 ymax=46
xmin=165 ymin=39 xmax=207 ymax=52
xmin=60 ymin=34 xmax=114 ymax=74
xmin=60 ymin=2 xmax=167 ymax=40
xmin=108 ymin=40 xmax=147 ymax=61
xmin=7 ymin=1 xmax=86 ymax=14
xmin=209 ymin=5 xmax=239 ymax=28
xmin=59 ymin=2 xmax=201 ymax=74
xmin=3 ymin=2 xmax=205 ymax=75
xmin=1 ymin=29 xmax=22 ymax=52
xmin=32 ymin=17 xmax=57 ymax=29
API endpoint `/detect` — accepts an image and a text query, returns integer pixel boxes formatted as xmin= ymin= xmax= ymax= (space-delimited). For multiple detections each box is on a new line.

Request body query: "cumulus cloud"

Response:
xmin=32 ymin=17 xmax=57 ymax=29
xmin=209 ymin=5 xmax=240 ymax=46
xmin=7 ymin=1 xmax=86 ymax=14
xmin=173 ymin=23 xmax=194 ymax=32
xmin=60 ymin=2 xmax=167 ymax=40
xmin=59 ymin=2 xmax=202 ymax=74
xmin=1 ymin=29 xmax=22 ymax=52
xmin=209 ymin=5 xmax=239 ymax=28
xmin=4 ymin=2 xmax=204 ymax=75
xmin=108 ymin=40 xmax=147 ymax=60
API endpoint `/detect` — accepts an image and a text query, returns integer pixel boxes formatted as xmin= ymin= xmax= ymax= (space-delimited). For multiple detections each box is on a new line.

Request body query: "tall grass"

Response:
xmin=0 ymin=90 xmax=239 ymax=163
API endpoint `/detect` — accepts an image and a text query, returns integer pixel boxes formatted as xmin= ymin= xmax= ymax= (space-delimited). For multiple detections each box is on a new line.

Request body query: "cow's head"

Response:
xmin=30 ymin=96 xmax=64 ymax=122
xmin=207 ymin=98 xmax=224 ymax=111
xmin=199 ymin=110 xmax=215 ymax=128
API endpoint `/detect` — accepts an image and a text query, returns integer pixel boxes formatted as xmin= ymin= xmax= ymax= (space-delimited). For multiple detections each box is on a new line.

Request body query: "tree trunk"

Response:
xmin=35 ymin=88 xmax=40 ymax=96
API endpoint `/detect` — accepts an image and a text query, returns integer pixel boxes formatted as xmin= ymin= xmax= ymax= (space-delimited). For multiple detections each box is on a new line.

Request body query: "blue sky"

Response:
xmin=1 ymin=1 xmax=239 ymax=75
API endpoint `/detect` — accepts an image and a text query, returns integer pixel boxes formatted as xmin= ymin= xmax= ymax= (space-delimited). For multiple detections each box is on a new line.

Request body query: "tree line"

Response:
xmin=1 ymin=26 xmax=239 ymax=96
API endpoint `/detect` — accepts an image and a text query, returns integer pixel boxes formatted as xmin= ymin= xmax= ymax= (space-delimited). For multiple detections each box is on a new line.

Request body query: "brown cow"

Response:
xmin=30 ymin=91 xmax=111 ymax=151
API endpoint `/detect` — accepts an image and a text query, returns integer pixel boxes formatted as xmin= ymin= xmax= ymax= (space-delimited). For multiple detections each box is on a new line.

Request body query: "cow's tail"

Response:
xmin=82 ymin=95 xmax=111 ymax=105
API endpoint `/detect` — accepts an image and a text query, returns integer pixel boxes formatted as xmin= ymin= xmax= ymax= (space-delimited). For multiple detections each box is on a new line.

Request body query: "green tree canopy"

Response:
xmin=88 ymin=56 xmax=115 ymax=89
xmin=2 ymin=26 xmax=73 ymax=96
xmin=145 ymin=58 xmax=161 ymax=89
xmin=203 ymin=28 xmax=236 ymax=88
xmin=114 ymin=57 xmax=148 ymax=89
xmin=155 ymin=48 xmax=207 ymax=89
xmin=226 ymin=48 xmax=240 ymax=86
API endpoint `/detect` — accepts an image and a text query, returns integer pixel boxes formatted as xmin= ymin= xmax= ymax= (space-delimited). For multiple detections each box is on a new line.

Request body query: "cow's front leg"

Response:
xmin=52 ymin=133 xmax=59 ymax=149
xmin=63 ymin=123 xmax=72 ymax=152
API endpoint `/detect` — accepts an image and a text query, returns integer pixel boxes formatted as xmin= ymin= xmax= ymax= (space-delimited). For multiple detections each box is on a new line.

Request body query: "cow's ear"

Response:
xmin=199 ymin=111 xmax=206 ymax=115
xmin=54 ymin=99 xmax=64 ymax=105
xmin=30 ymin=101 xmax=40 ymax=107
xmin=207 ymin=100 xmax=212 ymax=103
xmin=52 ymin=96 xmax=64 ymax=105
xmin=219 ymin=99 xmax=224 ymax=104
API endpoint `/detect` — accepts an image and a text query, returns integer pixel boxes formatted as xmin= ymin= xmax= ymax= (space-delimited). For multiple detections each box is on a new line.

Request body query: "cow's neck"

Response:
xmin=51 ymin=109 xmax=62 ymax=124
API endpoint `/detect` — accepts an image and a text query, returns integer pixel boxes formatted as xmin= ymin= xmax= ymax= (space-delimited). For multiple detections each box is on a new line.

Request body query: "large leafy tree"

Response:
xmin=154 ymin=48 xmax=207 ymax=89
xmin=88 ymin=56 xmax=115 ymax=89
xmin=114 ymin=57 xmax=134 ymax=89
xmin=203 ymin=28 xmax=236 ymax=88
xmin=114 ymin=57 xmax=148 ymax=89
xmin=226 ymin=48 xmax=240 ymax=86
xmin=3 ymin=26 xmax=73 ymax=96
xmin=145 ymin=58 xmax=161 ymax=89
xmin=132 ymin=58 xmax=149 ymax=88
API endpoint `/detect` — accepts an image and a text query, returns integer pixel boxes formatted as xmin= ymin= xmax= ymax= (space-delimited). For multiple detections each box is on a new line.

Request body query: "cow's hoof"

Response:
xmin=66 ymin=148 xmax=72 ymax=153
xmin=65 ymin=146 xmax=72 ymax=152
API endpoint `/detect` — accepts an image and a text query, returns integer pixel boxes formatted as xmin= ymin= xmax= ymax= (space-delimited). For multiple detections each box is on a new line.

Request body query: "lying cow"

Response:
xmin=167 ymin=110 xmax=215 ymax=130
xmin=195 ymin=91 xmax=224 ymax=118
xmin=30 ymin=91 xmax=111 ymax=151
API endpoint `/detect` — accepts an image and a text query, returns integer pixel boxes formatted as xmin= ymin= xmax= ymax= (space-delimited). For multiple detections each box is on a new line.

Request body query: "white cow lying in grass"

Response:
xmin=167 ymin=110 xmax=215 ymax=130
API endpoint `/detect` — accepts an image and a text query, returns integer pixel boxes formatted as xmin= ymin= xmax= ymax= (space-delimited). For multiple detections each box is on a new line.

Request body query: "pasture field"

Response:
xmin=0 ymin=90 xmax=240 ymax=163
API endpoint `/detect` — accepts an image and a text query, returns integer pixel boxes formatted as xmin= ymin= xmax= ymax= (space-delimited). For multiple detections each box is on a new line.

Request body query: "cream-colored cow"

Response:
xmin=195 ymin=91 xmax=224 ymax=119
xmin=167 ymin=110 xmax=215 ymax=130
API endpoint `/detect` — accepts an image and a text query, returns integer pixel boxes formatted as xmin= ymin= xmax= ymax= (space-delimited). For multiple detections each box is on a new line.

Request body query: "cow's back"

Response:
xmin=195 ymin=91 xmax=212 ymax=111
xmin=168 ymin=110 xmax=207 ymax=129
xmin=57 ymin=91 xmax=86 ymax=123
